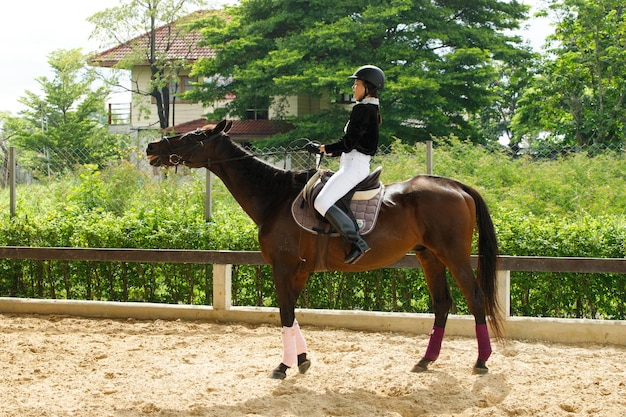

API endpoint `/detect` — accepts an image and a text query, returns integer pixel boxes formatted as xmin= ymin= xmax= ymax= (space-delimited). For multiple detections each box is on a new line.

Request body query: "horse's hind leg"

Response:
xmin=412 ymin=249 xmax=452 ymax=372
xmin=447 ymin=261 xmax=492 ymax=374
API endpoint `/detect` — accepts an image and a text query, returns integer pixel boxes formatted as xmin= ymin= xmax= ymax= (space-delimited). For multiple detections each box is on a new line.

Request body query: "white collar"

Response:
xmin=357 ymin=97 xmax=379 ymax=105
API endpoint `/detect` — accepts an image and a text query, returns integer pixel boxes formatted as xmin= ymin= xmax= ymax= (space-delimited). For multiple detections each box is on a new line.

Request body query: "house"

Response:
xmin=90 ymin=10 xmax=336 ymax=142
xmin=166 ymin=118 xmax=294 ymax=144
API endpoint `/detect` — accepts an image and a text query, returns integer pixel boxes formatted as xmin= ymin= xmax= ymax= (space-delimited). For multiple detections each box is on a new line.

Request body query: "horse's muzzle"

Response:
xmin=147 ymin=156 xmax=161 ymax=166
xmin=146 ymin=143 xmax=164 ymax=166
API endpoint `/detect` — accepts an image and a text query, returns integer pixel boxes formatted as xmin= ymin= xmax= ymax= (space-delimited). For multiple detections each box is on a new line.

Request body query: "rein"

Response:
xmin=162 ymin=132 xmax=315 ymax=169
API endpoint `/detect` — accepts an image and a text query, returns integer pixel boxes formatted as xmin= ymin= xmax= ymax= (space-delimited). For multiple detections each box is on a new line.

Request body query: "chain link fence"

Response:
xmin=0 ymin=142 xmax=421 ymax=216
xmin=1 ymin=141 xmax=624 ymax=216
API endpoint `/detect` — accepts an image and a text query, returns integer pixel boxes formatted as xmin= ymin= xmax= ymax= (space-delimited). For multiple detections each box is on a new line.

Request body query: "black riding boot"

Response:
xmin=324 ymin=205 xmax=371 ymax=264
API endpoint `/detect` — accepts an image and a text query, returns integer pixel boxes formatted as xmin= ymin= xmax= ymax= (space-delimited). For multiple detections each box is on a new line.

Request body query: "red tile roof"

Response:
xmin=166 ymin=119 xmax=295 ymax=141
xmin=91 ymin=10 xmax=217 ymax=67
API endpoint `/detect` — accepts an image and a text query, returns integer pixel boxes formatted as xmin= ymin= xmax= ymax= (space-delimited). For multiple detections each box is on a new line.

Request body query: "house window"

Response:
xmin=336 ymin=93 xmax=354 ymax=104
xmin=181 ymin=76 xmax=197 ymax=94
xmin=152 ymin=76 xmax=198 ymax=104
xmin=245 ymin=109 xmax=268 ymax=120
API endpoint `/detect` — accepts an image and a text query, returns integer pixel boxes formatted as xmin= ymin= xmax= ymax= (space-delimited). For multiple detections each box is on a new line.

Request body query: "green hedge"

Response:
xmin=0 ymin=142 xmax=624 ymax=319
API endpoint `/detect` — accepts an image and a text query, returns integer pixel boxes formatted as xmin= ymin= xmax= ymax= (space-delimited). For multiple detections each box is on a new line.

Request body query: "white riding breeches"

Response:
xmin=313 ymin=150 xmax=371 ymax=216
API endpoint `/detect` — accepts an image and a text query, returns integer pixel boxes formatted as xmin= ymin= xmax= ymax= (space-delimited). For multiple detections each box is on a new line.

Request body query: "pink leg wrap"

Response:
xmin=423 ymin=325 xmax=445 ymax=361
xmin=281 ymin=326 xmax=297 ymax=367
xmin=293 ymin=320 xmax=308 ymax=355
xmin=476 ymin=323 xmax=492 ymax=361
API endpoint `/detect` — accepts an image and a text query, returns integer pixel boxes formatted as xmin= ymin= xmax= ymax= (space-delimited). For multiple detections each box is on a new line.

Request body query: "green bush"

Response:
xmin=0 ymin=142 xmax=624 ymax=319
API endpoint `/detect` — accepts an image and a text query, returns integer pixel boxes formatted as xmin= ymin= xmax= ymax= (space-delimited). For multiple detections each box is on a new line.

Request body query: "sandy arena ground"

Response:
xmin=0 ymin=314 xmax=624 ymax=417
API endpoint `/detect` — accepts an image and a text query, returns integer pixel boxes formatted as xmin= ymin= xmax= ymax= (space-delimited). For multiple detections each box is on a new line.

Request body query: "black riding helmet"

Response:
xmin=349 ymin=65 xmax=385 ymax=92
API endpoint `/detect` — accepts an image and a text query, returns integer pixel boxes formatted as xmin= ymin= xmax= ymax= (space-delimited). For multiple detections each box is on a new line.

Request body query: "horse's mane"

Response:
xmin=215 ymin=134 xmax=314 ymax=195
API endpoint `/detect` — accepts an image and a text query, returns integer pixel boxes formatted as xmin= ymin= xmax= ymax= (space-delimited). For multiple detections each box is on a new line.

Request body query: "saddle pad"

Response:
xmin=291 ymin=185 xmax=385 ymax=236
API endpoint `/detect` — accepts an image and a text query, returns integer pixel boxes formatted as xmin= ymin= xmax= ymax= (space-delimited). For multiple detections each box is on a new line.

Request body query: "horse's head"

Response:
xmin=146 ymin=119 xmax=233 ymax=168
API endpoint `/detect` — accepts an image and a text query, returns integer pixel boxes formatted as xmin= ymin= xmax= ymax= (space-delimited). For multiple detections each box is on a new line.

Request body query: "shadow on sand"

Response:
xmin=113 ymin=370 xmax=510 ymax=417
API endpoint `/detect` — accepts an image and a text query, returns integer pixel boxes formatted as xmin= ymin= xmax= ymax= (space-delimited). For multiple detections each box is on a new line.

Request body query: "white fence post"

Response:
xmin=212 ymin=263 xmax=232 ymax=310
xmin=496 ymin=269 xmax=511 ymax=319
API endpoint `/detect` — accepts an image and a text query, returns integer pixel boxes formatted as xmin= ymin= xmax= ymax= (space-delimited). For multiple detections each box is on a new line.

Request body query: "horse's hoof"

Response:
xmin=271 ymin=363 xmax=288 ymax=379
xmin=298 ymin=359 xmax=311 ymax=374
xmin=472 ymin=366 xmax=489 ymax=375
xmin=473 ymin=360 xmax=489 ymax=375
xmin=411 ymin=358 xmax=432 ymax=373
xmin=411 ymin=364 xmax=427 ymax=373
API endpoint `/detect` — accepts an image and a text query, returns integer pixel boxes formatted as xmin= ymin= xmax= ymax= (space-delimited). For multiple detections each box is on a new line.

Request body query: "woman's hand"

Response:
xmin=305 ymin=141 xmax=322 ymax=154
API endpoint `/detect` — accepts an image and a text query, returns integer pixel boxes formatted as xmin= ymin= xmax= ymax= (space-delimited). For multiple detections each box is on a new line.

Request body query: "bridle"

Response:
xmin=157 ymin=129 xmax=226 ymax=168
xmin=156 ymin=130 xmax=317 ymax=169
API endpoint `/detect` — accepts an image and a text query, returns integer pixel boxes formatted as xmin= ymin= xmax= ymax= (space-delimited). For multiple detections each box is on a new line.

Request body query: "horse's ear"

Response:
xmin=214 ymin=119 xmax=227 ymax=134
xmin=224 ymin=120 xmax=233 ymax=133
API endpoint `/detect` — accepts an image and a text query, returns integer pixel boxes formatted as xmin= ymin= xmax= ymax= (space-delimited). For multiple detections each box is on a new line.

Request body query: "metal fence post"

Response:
xmin=9 ymin=147 xmax=16 ymax=217
xmin=426 ymin=140 xmax=433 ymax=175
xmin=205 ymin=170 xmax=212 ymax=221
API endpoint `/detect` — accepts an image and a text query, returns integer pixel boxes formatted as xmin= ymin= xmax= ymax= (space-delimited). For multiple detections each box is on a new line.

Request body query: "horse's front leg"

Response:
xmin=271 ymin=268 xmax=311 ymax=380
xmin=412 ymin=251 xmax=452 ymax=373
xmin=272 ymin=318 xmax=311 ymax=379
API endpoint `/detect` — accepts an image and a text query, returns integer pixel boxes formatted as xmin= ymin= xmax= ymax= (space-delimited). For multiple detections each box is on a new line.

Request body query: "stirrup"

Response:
xmin=345 ymin=242 xmax=371 ymax=264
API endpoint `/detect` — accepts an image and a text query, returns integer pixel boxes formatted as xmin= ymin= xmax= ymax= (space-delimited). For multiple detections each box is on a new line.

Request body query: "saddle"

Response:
xmin=291 ymin=167 xmax=385 ymax=236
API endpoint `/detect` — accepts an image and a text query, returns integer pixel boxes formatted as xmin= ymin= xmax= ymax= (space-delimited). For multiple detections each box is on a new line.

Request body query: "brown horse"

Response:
xmin=146 ymin=120 xmax=503 ymax=378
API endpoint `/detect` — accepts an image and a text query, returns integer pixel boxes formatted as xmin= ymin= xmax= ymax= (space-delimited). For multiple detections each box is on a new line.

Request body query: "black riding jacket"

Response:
xmin=325 ymin=100 xmax=380 ymax=157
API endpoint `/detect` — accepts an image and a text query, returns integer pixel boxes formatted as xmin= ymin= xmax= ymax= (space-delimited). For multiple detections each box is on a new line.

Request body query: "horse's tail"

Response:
xmin=463 ymin=185 xmax=504 ymax=340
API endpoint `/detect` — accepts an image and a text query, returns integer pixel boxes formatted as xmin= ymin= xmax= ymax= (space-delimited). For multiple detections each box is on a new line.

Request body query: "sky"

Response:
xmin=0 ymin=0 xmax=554 ymax=116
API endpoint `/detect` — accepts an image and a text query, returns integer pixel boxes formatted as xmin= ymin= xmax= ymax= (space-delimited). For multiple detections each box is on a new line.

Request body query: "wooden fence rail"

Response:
xmin=0 ymin=246 xmax=624 ymax=345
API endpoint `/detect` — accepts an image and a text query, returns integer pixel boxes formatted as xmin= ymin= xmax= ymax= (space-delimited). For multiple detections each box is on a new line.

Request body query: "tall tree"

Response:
xmin=189 ymin=0 xmax=529 ymax=143
xmin=475 ymin=48 xmax=539 ymax=151
xmin=0 ymin=112 xmax=11 ymax=187
xmin=3 ymin=49 xmax=115 ymax=175
xmin=88 ymin=0 xmax=206 ymax=129
xmin=513 ymin=0 xmax=626 ymax=147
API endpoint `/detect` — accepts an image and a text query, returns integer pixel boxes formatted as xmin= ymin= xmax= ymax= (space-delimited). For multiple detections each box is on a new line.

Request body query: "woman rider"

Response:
xmin=310 ymin=65 xmax=384 ymax=264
